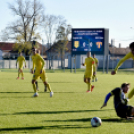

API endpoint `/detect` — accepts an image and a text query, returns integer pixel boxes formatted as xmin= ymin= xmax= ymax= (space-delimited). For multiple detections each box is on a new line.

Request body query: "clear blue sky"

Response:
xmin=1 ymin=0 xmax=134 ymax=47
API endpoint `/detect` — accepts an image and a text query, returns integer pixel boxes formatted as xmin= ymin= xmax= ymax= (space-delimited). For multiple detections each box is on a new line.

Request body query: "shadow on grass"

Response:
xmin=13 ymin=109 xmax=113 ymax=115
xmin=43 ymin=117 xmax=128 ymax=123
xmin=0 ymin=125 xmax=91 ymax=132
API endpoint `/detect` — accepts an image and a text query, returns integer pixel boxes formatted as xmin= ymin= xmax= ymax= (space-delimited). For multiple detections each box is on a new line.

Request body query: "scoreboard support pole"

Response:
xmin=103 ymin=55 xmax=105 ymax=73
xmin=74 ymin=55 xmax=76 ymax=73
xmin=70 ymin=55 xmax=73 ymax=73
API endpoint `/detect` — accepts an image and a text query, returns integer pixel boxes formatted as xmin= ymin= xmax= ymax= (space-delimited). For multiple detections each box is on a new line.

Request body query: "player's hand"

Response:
xmin=25 ymin=65 xmax=26 ymax=68
xmin=93 ymin=72 xmax=96 ymax=75
xmin=40 ymin=69 xmax=43 ymax=74
xmin=31 ymin=69 xmax=34 ymax=74
xmin=100 ymin=103 xmax=107 ymax=109
xmin=82 ymin=63 xmax=84 ymax=66
xmin=111 ymin=70 xmax=116 ymax=75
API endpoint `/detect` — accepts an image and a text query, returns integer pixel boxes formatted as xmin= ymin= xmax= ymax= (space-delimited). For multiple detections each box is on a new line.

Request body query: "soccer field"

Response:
xmin=0 ymin=69 xmax=134 ymax=134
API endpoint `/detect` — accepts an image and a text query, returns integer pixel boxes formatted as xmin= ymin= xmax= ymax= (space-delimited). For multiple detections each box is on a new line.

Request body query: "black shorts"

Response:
xmin=115 ymin=104 xmax=133 ymax=118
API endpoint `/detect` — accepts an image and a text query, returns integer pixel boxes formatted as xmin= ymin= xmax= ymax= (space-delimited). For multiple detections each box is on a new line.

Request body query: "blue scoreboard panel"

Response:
xmin=72 ymin=28 xmax=106 ymax=54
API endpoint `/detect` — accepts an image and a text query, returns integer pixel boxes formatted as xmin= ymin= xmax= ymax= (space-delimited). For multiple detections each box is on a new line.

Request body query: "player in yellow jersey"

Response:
xmin=111 ymin=42 xmax=134 ymax=100
xmin=82 ymin=51 xmax=95 ymax=92
xmin=31 ymin=49 xmax=47 ymax=92
xmin=31 ymin=48 xmax=53 ymax=97
xmin=92 ymin=54 xmax=99 ymax=82
xmin=16 ymin=52 xmax=26 ymax=80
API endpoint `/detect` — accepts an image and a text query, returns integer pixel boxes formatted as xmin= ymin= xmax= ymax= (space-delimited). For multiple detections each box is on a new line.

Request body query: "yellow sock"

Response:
xmin=21 ymin=72 xmax=24 ymax=77
xmin=18 ymin=72 xmax=20 ymax=77
xmin=88 ymin=83 xmax=91 ymax=91
xmin=46 ymin=83 xmax=52 ymax=92
xmin=32 ymin=83 xmax=37 ymax=93
xmin=128 ymin=88 xmax=134 ymax=99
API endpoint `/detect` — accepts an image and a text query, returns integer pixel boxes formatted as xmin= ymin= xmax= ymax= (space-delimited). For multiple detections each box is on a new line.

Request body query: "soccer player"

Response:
xmin=82 ymin=51 xmax=95 ymax=92
xmin=31 ymin=48 xmax=53 ymax=97
xmin=111 ymin=42 xmax=134 ymax=100
xmin=16 ymin=52 xmax=26 ymax=80
xmin=101 ymin=83 xmax=134 ymax=119
xmin=36 ymin=49 xmax=47 ymax=92
xmin=92 ymin=54 xmax=99 ymax=82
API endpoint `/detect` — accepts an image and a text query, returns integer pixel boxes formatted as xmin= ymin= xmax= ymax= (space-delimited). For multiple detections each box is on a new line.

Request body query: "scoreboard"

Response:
xmin=72 ymin=28 xmax=109 ymax=55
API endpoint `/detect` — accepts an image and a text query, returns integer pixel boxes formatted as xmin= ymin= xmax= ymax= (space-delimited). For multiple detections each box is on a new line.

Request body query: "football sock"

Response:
xmin=46 ymin=83 xmax=52 ymax=92
xmin=128 ymin=88 xmax=134 ymax=99
xmin=88 ymin=83 xmax=91 ymax=91
xmin=32 ymin=83 xmax=37 ymax=93
xmin=21 ymin=72 xmax=24 ymax=77
xmin=35 ymin=81 xmax=38 ymax=89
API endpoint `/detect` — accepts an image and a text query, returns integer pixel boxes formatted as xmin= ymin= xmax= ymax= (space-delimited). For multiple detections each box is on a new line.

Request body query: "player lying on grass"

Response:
xmin=31 ymin=48 xmax=53 ymax=97
xmin=101 ymin=83 xmax=134 ymax=119
xmin=92 ymin=54 xmax=98 ymax=82
xmin=16 ymin=52 xmax=26 ymax=80
xmin=111 ymin=42 xmax=134 ymax=100
xmin=82 ymin=51 xmax=95 ymax=93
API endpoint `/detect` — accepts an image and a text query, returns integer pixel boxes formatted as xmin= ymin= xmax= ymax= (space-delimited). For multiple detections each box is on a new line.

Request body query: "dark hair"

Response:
xmin=129 ymin=42 xmax=134 ymax=49
xmin=121 ymin=83 xmax=130 ymax=88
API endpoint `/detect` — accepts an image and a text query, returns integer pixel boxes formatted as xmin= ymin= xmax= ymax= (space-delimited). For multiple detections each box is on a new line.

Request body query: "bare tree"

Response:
xmin=55 ymin=24 xmax=72 ymax=68
xmin=1 ymin=0 xmax=44 ymax=54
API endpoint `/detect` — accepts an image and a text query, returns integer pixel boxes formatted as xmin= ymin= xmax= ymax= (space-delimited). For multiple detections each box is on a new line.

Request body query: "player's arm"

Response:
xmin=16 ymin=58 xmax=18 ymax=68
xmin=111 ymin=53 xmax=131 ymax=75
xmin=31 ymin=60 xmax=35 ymax=74
xmin=100 ymin=92 xmax=112 ymax=109
xmin=24 ymin=57 xmax=26 ymax=68
xmin=82 ymin=59 xmax=86 ymax=66
xmin=39 ymin=56 xmax=45 ymax=73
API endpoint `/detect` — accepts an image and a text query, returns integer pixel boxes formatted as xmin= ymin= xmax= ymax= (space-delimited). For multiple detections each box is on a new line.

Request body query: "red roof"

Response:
xmin=0 ymin=42 xmax=14 ymax=51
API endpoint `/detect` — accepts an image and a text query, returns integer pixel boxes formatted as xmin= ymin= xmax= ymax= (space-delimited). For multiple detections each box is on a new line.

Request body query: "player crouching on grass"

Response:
xmin=82 ymin=51 xmax=95 ymax=93
xmin=101 ymin=83 xmax=134 ymax=119
xmin=31 ymin=48 xmax=53 ymax=97
xmin=16 ymin=52 xmax=26 ymax=80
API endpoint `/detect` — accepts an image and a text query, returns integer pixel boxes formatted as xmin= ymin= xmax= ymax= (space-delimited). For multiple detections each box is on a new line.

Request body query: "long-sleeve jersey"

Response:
xmin=32 ymin=53 xmax=45 ymax=74
xmin=16 ymin=56 xmax=26 ymax=69
xmin=114 ymin=52 xmax=134 ymax=73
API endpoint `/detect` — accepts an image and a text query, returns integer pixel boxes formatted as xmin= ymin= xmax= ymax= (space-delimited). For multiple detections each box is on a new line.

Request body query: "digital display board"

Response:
xmin=72 ymin=28 xmax=106 ymax=54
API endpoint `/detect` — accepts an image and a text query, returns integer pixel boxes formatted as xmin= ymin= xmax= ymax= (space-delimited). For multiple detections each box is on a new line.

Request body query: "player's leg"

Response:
xmin=128 ymin=88 xmax=134 ymax=99
xmin=35 ymin=81 xmax=39 ymax=91
xmin=92 ymin=75 xmax=95 ymax=82
xmin=17 ymin=68 xmax=21 ymax=79
xmin=31 ymin=75 xmax=39 ymax=97
xmin=21 ymin=69 xmax=24 ymax=79
xmin=41 ymin=72 xmax=53 ymax=97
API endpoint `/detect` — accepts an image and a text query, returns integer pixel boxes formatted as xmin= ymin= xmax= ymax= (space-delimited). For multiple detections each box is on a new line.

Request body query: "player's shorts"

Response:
xmin=84 ymin=71 xmax=93 ymax=78
xmin=115 ymin=103 xmax=133 ymax=118
xmin=32 ymin=70 xmax=47 ymax=82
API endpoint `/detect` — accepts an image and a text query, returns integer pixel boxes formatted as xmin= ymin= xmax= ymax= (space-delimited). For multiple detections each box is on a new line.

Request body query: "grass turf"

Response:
xmin=0 ymin=69 xmax=134 ymax=133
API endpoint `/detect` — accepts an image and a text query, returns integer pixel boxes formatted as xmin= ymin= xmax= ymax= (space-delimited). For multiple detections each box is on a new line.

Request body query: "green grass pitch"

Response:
xmin=0 ymin=69 xmax=134 ymax=134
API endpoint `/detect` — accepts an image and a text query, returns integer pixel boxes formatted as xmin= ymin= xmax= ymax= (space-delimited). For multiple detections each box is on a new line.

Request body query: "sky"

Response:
xmin=1 ymin=0 xmax=134 ymax=48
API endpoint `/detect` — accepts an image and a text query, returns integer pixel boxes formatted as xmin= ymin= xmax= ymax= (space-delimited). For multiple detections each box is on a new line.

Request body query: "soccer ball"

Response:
xmin=91 ymin=117 xmax=102 ymax=127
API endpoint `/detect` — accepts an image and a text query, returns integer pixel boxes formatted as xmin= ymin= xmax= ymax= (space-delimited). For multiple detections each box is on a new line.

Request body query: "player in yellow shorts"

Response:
xmin=92 ymin=54 xmax=99 ymax=82
xmin=16 ymin=52 xmax=26 ymax=80
xmin=31 ymin=50 xmax=47 ymax=92
xmin=82 ymin=51 xmax=95 ymax=92
xmin=111 ymin=42 xmax=134 ymax=100
xmin=31 ymin=48 xmax=53 ymax=97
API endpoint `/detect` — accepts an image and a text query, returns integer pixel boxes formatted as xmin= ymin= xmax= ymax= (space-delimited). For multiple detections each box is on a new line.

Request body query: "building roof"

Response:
xmin=0 ymin=42 xmax=14 ymax=52
xmin=46 ymin=41 xmax=71 ymax=53
xmin=109 ymin=47 xmax=130 ymax=56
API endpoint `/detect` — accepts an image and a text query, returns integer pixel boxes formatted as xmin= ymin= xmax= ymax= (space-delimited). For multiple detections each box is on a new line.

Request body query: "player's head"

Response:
xmin=87 ymin=51 xmax=91 ymax=57
xmin=129 ymin=42 xmax=134 ymax=55
xmin=93 ymin=53 xmax=95 ymax=58
xmin=19 ymin=52 xmax=22 ymax=56
xmin=37 ymin=50 xmax=40 ymax=54
xmin=31 ymin=47 xmax=37 ymax=55
xmin=121 ymin=83 xmax=130 ymax=93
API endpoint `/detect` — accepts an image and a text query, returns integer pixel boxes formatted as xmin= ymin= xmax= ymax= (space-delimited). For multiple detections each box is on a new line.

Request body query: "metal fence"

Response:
xmin=0 ymin=56 xmax=134 ymax=70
